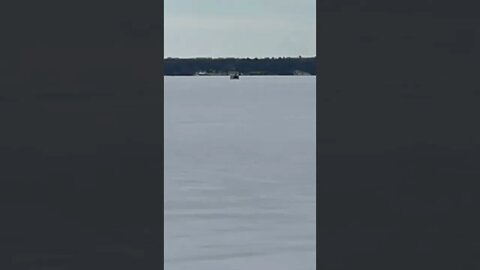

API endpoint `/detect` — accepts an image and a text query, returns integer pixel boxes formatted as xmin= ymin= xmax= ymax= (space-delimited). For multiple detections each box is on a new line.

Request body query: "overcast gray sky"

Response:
xmin=165 ymin=0 xmax=316 ymax=58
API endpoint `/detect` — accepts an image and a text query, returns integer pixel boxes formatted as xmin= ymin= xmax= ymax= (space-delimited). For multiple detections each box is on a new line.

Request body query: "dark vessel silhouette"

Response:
xmin=229 ymin=72 xmax=240 ymax=79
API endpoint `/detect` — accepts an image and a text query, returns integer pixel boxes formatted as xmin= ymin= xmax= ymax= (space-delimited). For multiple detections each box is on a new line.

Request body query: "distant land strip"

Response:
xmin=164 ymin=57 xmax=316 ymax=76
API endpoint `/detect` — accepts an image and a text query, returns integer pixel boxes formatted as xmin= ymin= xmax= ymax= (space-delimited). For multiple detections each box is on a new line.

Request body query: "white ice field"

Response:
xmin=165 ymin=76 xmax=316 ymax=270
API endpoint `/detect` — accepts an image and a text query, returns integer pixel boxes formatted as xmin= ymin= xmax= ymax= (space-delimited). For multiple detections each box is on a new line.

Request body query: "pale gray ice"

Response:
xmin=165 ymin=76 xmax=316 ymax=270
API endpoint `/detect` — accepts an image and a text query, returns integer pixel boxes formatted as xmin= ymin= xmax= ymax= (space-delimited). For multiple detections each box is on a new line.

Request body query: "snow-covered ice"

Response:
xmin=165 ymin=76 xmax=316 ymax=270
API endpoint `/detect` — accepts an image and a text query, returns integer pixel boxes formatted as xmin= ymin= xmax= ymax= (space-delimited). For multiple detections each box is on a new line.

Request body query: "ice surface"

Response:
xmin=165 ymin=76 xmax=316 ymax=270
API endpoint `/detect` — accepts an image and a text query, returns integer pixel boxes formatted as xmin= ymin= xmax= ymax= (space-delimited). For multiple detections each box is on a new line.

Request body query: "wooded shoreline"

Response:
xmin=165 ymin=57 xmax=316 ymax=76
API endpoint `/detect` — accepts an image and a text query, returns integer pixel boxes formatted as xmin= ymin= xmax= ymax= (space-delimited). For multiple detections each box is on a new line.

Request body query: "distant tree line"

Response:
xmin=164 ymin=57 xmax=316 ymax=76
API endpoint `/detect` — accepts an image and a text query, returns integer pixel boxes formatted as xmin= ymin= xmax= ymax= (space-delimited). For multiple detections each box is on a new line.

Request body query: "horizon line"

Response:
xmin=165 ymin=56 xmax=317 ymax=59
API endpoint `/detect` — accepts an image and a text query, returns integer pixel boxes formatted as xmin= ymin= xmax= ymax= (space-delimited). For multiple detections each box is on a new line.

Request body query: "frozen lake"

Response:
xmin=164 ymin=76 xmax=316 ymax=270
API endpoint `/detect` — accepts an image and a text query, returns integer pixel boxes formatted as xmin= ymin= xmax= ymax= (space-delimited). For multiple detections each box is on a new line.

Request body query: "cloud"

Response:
xmin=164 ymin=0 xmax=315 ymax=57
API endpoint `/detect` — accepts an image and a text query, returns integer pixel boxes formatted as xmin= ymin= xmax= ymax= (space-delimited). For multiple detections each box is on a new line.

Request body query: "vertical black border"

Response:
xmin=0 ymin=0 xmax=164 ymax=269
xmin=160 ymin=0 xmax=165 ymax=268
xmin=317 ymin=1 xmax=480 ymax=269
xmin=316 ymin=1 xmax=320 ymax=270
